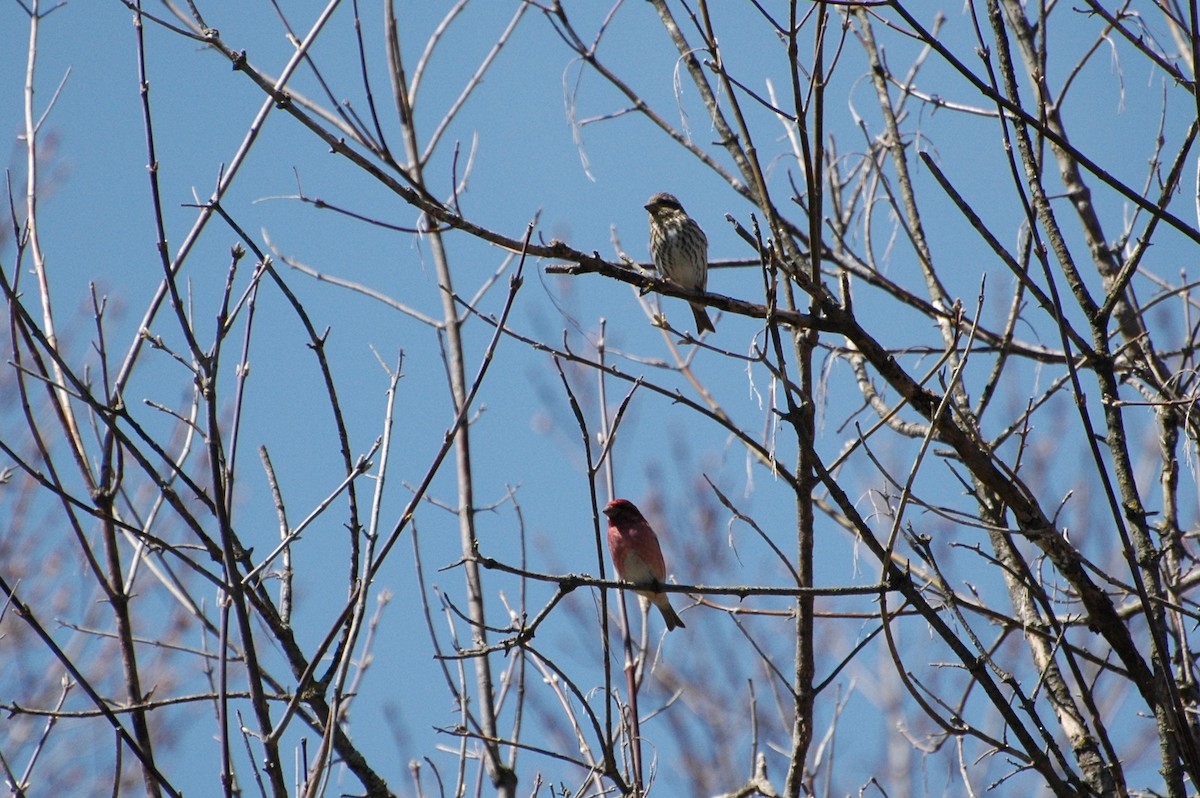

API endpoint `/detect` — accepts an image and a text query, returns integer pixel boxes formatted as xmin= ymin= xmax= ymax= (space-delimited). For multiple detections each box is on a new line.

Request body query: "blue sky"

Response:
xmin=3 ymin=1 xmax=1197 ymax=795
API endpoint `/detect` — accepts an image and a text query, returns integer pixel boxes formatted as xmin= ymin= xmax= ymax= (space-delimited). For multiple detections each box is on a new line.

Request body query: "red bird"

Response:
xmin=603 ymin=498 xmax=686 ymax=630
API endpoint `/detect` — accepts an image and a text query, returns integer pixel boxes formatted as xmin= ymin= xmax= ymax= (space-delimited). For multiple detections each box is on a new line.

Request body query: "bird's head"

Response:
xmin=603 ymin=498 xmax=644 ymax=523
xmin=644 ymin=192 xmax=684 ymax=216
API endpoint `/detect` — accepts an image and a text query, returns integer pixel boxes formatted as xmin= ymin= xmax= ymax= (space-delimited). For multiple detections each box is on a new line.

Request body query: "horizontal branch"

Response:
xmin=543 ymin=248 xmax=834 ymax=332
xmin=2 ymin=690 xmax=282 ymax=718
xmin=469 ymin=550 xmax=892 ymax=599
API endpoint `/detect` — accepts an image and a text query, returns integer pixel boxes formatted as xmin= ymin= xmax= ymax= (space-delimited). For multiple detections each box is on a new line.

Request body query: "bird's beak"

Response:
xmin=643 ymin=202 xmax=654 ymax=212
xmin=602 ymin=507 xmax=614 ymax=518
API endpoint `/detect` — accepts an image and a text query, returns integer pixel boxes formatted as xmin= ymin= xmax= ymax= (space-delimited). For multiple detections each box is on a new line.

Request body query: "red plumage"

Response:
xmin=603 ymin=498 xmax=685 ymax=630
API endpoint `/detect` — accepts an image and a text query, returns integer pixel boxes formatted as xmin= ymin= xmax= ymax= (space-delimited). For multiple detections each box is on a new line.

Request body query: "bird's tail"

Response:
xmin=690 ymin=303 xmax=715 ymax=334
xmin=653 ymin=594 xmax=686 ymax=631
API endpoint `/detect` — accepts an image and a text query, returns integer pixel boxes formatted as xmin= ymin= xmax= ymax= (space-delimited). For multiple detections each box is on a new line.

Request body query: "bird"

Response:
xmin=603 ymin=498 xmax=686 ymax=630
xmin=645 ymin=192 xmax=715 ymax=335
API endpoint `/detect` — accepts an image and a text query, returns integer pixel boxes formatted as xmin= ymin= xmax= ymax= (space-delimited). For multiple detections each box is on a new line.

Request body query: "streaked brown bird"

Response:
xmin=645 ymin=192 xmax=715 ymax=334
xmin=603 ymin=498 xmax=686 ymax=631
